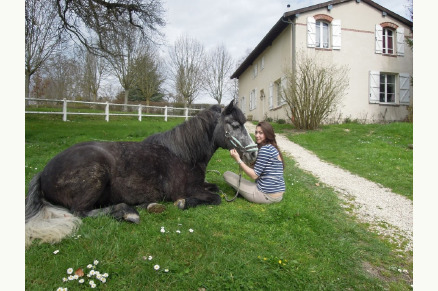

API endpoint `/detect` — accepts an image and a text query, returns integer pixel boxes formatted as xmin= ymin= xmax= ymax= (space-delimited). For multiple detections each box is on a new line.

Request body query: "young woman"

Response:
xmin=224 ymin=121 xmax=285 ymax=204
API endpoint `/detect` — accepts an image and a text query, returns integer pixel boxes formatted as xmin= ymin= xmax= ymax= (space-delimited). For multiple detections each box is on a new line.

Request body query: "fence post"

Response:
xmin=138 ymin=104 xmax=142 ymax=121
xmin=105 ymin=102 xmax=109 ymax=122
xmin=164 ymin=106 xmax=168 ymax=122
xmin=185 ymin=108 xmax=188 ymax=121
xmin=62 ymin=98 xmax=67 ymax=122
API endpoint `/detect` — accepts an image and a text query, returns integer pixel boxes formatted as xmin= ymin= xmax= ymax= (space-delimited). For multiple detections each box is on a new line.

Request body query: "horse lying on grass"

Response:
xmin=25 ymin=100 xmax=257 ymax=247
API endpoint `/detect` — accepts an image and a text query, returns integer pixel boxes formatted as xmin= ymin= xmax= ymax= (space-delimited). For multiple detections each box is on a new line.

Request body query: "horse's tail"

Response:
xmin=25 ymin=172 xmax=82 ymax=248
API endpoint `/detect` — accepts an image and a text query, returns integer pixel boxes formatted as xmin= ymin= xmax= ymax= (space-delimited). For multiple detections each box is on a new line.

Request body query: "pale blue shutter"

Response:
xmin=397 ymin=27 xmax=405 ymax=56
xmin=375 ymin=25 xmax=382 ymax=54
xmin=369 ymin=71 xmax=380 ymax=103
xmin=399 ymin=73 xmax=410 ymax=104
xmin=332 ymin=19 xmax=341 ymax=50
xmin=269 ymin=83 xmax=273 ymax=109
xmin=307 ymin=17 xmax=316 ymax=48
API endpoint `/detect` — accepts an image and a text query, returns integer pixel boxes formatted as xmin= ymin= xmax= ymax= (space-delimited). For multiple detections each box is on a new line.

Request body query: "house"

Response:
xmin=230 ymin=0 xmax=413 ymax=123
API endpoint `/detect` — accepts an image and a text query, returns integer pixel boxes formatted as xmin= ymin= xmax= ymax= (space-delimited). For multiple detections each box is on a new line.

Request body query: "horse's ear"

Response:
xmin=223 ymin=100 xmax=235 ymax=115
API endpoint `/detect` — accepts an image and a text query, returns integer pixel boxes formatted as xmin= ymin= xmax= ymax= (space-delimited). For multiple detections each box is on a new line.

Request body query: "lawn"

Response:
xmin=269 ymin=122 xmax=413 ymax=200
xmin=25 ymin=114 xmax=412 ymax=290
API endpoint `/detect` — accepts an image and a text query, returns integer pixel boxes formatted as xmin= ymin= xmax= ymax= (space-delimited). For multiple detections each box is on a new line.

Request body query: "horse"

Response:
xmin=25 ymin=100 xmax=258 ymax=247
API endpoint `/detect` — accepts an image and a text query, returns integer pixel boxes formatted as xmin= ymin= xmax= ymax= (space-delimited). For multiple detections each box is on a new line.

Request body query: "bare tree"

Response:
xmin=203 ymin=44 xmax=234 ymax=104
xmin=54 ymin=0 xmax=165 ymax=56
xmin=283 ymin=53 xmax=349 ymax=130
xmin=77 ymin=47 xmax=107 ymax=102
xmin=168 ymin=35 xmax=205 ymax=105
xmin=132 ymin=45 xmax=164 ymax=108
xmin=25 ymin=0 xmax=64 ymax=99
xmin=104 ymin=26 xmax=144 ymax=110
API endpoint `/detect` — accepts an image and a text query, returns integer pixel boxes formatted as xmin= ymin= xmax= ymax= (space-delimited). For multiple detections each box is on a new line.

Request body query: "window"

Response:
xmin=316 ymin=21 xmax=329 ymax=48
xmin=369 ymin=71 xmax=410 ymax=105
xmin=261 ymin=56 xmax=265 ymax=70
xmin=307 ymin=17 xmax=341 ymax=50
xmin=241 ymin=96 xmax=246 ymax=113
xmin=382 ymin=28 xmax=394 ymax=54
xmin=380 ymin=74 xmax=396 ymax=103
xmin=253 ymin=63 xmax=258 ymax=78
xmin=375 ymin=25 xmax=404 ymax=56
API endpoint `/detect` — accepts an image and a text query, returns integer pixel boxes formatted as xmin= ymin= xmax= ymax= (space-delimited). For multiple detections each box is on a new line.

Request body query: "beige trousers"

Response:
xmin=223 ymin=171 xmax=283 ymax=204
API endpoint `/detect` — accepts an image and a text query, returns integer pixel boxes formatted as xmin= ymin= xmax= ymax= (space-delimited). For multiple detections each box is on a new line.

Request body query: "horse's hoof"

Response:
xmin=147 ymin=203 xmax=166 ymax=214
xmin=123 ymin=213 xmax=140 ymax=224
xmin=174 ymin=199 xmax=185 ymax=210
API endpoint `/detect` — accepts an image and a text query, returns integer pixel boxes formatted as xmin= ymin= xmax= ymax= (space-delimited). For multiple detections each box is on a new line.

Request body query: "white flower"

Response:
xmin=89 ymin=280 xmax=95 ymax=285
xmin=160 ymin=228 xmax=166 ymax=233
xmin=100 ymin=277 xmax=107 ymax=283
xmin=102 ymin=273 xmax=109 ymax=278
xmin=56 ymin=288 xmax=64 ymax=291
xmin=62 ymin=277 xmax=68 ymax=282
xmin=67 ymin=268 xmax=73 ymax=274
xmin=189 ymin=229 xmax=194 ymax=233
xmin=90 ymin=283 xmax=96 ymax=288
xmin=93 ymin=260 xmax=99 ymax=265
xmin=164 ymin=269 xmax=169 ymax=273
xmin=78 ymin=279 xmax=84 ymax=284
xmin=68 ymin=275 xmax=74 ymax=281
xmin=73 ymin=275 xmax=78 ymax=280
xmin=176 ymin=230 xmax=181 ymax=234
xmin=90 ymin=270 xmax=96 ymax=275
xmin=53 ymin=250 xmax=59 ymax=254
xmin=148 ymin=256 xmax=153 ymax=261
xmin=154 ymin=265 xmax=160 ymax=271
xmin=87 ymin=264 xmax=93 ymax=269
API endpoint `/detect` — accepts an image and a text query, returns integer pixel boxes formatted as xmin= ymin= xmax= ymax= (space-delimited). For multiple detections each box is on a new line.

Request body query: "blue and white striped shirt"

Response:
xmin=253 ymin=144 xmax=286 ymax=193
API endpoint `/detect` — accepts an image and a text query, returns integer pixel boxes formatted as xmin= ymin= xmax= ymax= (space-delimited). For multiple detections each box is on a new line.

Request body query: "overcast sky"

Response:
xmin=160 ymin=0 xmax=412 ymax=104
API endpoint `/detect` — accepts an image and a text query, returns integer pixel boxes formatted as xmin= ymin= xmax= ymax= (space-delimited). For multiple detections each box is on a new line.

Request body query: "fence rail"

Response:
xmin=25 ymin=98 xmax=202 ymax=122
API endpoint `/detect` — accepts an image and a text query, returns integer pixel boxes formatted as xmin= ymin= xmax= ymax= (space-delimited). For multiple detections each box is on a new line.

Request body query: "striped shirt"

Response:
xmin=253 ymin=144 xmax=286 ymax=193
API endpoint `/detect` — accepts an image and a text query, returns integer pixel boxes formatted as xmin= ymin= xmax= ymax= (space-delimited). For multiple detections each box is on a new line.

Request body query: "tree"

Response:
xmin=203 ymin=44 xmax=234 ymax=104
xmin=104 ymin=26 xmax=143 ymax=110
xmin=25 ymin=0 xmax=64 ymax=99
xmin=168 ymin=35 xmax=205 ymax=105
xmin=54 ymin=0 xmax=165 ymax=56
xmin=77 ymin=47 xmax=107 ymax=102
xmin=282 ymin=53 xmax=349 ymax=130
xmin=132 ymin=45 xmax=164 ymax=108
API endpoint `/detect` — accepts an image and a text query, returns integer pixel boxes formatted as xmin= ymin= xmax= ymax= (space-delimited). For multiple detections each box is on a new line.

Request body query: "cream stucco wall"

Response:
xmin=238 ymin=1 xmax=413 ymax=123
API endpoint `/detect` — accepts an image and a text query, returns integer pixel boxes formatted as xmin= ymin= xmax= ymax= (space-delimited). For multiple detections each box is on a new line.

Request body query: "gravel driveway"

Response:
xmin=246 ymin=122 xmax=413 ymax=251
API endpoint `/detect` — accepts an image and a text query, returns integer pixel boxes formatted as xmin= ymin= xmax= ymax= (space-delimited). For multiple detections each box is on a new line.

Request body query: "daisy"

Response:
xmin=100 ymin=277 xmax=107 ymax=283
xmin=164 ymin=269 xmax=169 ymax=273
xmin=78 ymin=279 xmax=85 ymax=284
xmin=87 ymin=264 xmax=93 ymax=269
xmin=89 ymin=270 xmax=96 ymax=276
xmin=67 ymin=268 xmax=73 ymax=274
xmin=148 ymin=256 xmax=153 ymax=260
xmin=68 ymin=275 xmax=74 ymax=281
xmin=189 ymin=229 xmax=194 ymax=233
xmin=90 ymin=283 xmax=96 ymax=288
xmin=176 ymin=230 xmax=181 ymax=234
xmin=89 ymin=280 xmax=95 ymax=285
xmin=53 ymin=250 xmax=59 ymax=254
xmin=160 ymin=228 xmax=166 ymax=233
xmin=93 ymin=260 xmax=99 ymax=265
xmin=102 ymin=273 xmax=109 ymax=278
xmin=154 ymin=265 xmax=160 ymax=271
xmin=62 ymin=277 xmax=68 ymax=282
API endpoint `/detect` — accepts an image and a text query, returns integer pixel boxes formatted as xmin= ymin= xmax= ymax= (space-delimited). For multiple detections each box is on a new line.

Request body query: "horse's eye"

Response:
xmin=230 ymin=122 xmax=240 ymax=129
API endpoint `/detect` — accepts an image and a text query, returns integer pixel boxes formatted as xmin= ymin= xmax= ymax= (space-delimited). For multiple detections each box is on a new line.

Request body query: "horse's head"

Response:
xmin=214 ymin=100 xmax=258 ymax=164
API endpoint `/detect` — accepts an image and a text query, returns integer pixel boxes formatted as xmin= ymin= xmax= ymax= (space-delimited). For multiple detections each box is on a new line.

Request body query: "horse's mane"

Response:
xmin=143 ymin=105 xmax=222 ymax=165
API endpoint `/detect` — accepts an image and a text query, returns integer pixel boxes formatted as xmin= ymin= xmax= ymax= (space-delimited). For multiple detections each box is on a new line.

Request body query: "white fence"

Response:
xmin=25 ymin=98 xmax=202 ymax=122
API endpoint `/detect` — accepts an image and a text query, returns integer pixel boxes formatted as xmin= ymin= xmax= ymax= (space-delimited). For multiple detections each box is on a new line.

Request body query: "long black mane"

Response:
xmin=143 ymin=105 xmax=222 ymax=165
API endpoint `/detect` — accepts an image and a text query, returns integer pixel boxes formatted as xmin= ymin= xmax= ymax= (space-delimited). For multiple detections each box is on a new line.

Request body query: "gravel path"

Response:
xmin=246 ymin=122 xmax=413 ymax=251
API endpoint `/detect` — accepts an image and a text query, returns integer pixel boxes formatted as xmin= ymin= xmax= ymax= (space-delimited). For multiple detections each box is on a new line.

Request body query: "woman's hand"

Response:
xmin=229 ymin=149 xmax=241 ymax=162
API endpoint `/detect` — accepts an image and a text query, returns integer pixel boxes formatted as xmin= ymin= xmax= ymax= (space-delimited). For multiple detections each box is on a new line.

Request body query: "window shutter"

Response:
xmin=249 ymin=90 xmax=253 ymax=110
xmin=279 ymin=77 xmax=286 ymax=105
xmin=332 ymin=19 xmax=341 ymax=50
xmin=399 ymin=73 xmax=410 ymax=104
xmin=375 ymin=25 xmax=383 ymax=54
xmin=254 ymin=88 xmax=257 ymax=109
xmin=269 ymin=83 xmax=273 ymax=109
xmin=307 ymin=17 xmax=316 ymax=48
xmin=397 ymin=27 xmax=405 ymax=56
xmin=241 ymin=97 xmax=246 ymax=113
xmin=369 ymin=71 xmax=380 ymax=103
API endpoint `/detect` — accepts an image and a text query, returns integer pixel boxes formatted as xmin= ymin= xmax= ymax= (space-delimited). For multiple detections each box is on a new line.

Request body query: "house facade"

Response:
xmin=231 ymin=0 xmax=413 ymax=123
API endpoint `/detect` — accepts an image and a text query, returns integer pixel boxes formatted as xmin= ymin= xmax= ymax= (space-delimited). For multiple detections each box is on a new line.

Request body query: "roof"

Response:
xmin=230 ymin=0 xmax=413 ymax=79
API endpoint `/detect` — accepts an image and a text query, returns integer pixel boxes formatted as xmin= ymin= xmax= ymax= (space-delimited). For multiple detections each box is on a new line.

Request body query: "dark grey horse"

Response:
xmin=25 ymin=100 xmax=257 ymax=247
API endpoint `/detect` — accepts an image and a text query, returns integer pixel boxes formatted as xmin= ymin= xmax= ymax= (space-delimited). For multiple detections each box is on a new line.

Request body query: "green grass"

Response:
xmin=25 ymin=115 xmax=412 ymax=290
xmin=268 ymin=122 xmax=413 ymax=200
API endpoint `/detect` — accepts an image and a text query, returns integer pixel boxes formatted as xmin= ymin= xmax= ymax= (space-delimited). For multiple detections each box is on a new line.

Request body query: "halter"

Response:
xmin=224 ymin=130 xmax=258 ymax=154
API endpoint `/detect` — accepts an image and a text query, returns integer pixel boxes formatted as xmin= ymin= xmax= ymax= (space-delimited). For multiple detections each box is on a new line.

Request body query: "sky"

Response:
xmin=160 ymin=0 xmax=412 ymax=104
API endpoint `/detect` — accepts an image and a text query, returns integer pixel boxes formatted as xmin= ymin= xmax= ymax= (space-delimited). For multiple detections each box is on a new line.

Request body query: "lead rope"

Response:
xmin=206 ymin=166 xmax=242 ymax=202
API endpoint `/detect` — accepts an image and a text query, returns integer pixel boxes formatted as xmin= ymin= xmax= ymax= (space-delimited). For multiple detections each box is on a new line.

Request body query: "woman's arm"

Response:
xmin=229 ymin=149 xmax=259 ymax=180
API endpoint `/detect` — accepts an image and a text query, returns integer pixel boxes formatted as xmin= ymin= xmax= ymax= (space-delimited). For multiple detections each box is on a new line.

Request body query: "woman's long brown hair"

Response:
xmin=256 ymin=121 xmax=285 ymax=169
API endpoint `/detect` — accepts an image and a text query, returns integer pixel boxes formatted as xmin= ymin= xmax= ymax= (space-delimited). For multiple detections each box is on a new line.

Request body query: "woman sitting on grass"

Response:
xmin=224 ymin=121 xmax=285 ymax=204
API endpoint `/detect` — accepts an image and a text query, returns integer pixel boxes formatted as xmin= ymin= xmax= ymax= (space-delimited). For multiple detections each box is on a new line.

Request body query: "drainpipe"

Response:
xmin=282 ymin=14 xmax=297 ymax=75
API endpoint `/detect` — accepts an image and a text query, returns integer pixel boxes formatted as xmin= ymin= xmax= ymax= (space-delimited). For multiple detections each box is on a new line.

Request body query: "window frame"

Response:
xmin=382 ymin=27 xmax=395 ymax=55
xmin=316 ymin=20 xmax=330 ymax=49
xmin=379 ymin=73 xmax=396 ymax=104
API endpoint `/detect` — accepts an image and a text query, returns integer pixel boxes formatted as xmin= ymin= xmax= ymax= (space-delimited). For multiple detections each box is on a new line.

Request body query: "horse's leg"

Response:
xmin=203 ymin=182 xmax=219 ymax=193
xmin=80 ymin=203 xmax=140 ymax=224
xmin=175 ymin=188 xmax=221 ymax=210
